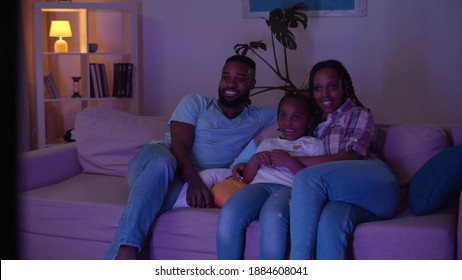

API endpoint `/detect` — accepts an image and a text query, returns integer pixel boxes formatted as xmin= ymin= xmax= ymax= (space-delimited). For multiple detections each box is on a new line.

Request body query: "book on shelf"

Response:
xmin=112 ymin=63 xmax=124 ymax=97
xmin=89 ymin=63 xmax=110 ymax=98
xmin=125 ymin=63 xmax=133 ymax=97
xmin=99 ymin=63 xmax=110 ymax=97
xmin=44 ymin=74 xmax=60 ymax=99
xmin=89 ymin=63 xmax=100 ymax=98
xmin=94 ymin=63 xmax=104 ymax=98
xmin=112 ymin=63 xmax=133 ymax=97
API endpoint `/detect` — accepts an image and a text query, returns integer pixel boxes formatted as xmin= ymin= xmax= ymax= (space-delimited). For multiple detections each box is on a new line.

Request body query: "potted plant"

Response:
xmin=234 ymin=2 xmax=309 ymax=96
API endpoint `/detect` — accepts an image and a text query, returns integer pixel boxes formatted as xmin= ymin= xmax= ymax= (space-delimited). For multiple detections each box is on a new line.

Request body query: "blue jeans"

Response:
xmin=289 ymin=160 xmax=400 ymax=260
xmin=104 ymin=143 xmax=183 ymax=260
xmin=217 ymin=183 xmax=291 ymax=260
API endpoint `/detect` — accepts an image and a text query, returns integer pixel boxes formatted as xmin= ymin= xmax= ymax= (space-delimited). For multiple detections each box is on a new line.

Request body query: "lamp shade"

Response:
xmin=49 ymin=20 xmax=72 ymax=37
xmin=49 ymin=20 xmax=72 ymax=52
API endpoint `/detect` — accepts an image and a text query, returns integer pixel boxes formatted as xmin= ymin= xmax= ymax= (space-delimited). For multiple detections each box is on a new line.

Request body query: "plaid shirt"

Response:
xmin=314 ymin=98 xmax=376 ymax=159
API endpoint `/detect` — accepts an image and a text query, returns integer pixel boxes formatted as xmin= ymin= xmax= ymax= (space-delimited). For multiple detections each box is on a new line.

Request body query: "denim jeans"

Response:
xmin=104 ymin=143 xmax=182 ymax=260
xmin=217 ymin=183 xmax=291 ymax=260
xmin=289 ymin=160 xmax=400 ymax=260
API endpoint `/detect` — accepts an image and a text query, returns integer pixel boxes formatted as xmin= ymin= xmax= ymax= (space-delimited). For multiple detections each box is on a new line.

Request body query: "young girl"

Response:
xmin=216 ymin=93 xmax=325 ymax=259
xmin=289 ymin=59 xmax=400 ymax=259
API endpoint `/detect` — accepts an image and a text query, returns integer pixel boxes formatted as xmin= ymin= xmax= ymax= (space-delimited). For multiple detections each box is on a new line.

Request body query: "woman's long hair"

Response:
xmin=307 ymin=60 xmax=366 ymax=123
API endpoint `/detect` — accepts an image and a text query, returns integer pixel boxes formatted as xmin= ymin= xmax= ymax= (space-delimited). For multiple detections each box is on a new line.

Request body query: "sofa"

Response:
xmin=17 ymin=107 xmax=462 ymax=260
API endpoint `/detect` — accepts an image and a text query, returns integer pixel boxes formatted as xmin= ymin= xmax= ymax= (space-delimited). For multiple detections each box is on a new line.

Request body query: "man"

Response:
xmin=104 ymin=55 xmax=276 ymax=259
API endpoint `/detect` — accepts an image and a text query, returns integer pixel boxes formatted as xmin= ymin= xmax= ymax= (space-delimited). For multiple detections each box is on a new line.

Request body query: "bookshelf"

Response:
xmin=33 ymin=2 xmax=139 ymax=149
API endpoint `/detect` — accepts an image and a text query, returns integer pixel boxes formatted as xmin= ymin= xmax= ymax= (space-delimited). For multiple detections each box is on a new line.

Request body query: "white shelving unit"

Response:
xmin=33 ymin=2 xmax=139 ymax=149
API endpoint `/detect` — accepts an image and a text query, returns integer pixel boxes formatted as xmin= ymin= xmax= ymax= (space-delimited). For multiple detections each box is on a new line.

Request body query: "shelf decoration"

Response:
xmin=71 ymin=76 xmax=81 ymax=98
xmin=44 ymin=74 xmax=60 ymax=99
xmin=49 ymin=20 xmax=72 ymax=53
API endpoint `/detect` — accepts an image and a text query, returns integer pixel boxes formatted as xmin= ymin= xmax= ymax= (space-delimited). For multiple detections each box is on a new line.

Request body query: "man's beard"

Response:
xmin=218 ymin=87 xmax=250 ymax=108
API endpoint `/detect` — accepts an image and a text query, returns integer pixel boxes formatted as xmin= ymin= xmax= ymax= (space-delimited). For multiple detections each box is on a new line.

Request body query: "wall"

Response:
xmin=141 ymin=0 xmax=462 ymax=126
xmin=21 ymin=0 xmax=462 ymax=150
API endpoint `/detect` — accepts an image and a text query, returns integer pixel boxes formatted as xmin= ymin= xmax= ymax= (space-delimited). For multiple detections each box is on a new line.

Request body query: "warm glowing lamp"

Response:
xmin=49 ymin=20 xmax=72 ymax=53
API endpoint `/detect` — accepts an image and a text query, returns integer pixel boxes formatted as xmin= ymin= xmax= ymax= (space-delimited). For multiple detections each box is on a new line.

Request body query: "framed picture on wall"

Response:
xmin=242 ymin=0 xmax=367 ymax=18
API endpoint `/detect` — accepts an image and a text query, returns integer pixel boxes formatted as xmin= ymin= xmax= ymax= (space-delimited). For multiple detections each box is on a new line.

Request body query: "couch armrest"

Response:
xmin=17 ymin=143 xmax=82 ymax=193
xmin=458 ymin=189 xmax=462 ymax=260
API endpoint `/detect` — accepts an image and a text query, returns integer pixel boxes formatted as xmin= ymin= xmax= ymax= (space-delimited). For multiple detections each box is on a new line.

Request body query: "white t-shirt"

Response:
xmin=250 ymin=136 xmax=325 ymax=187
xmin=172 ymin=168 xmax=232 ymax=208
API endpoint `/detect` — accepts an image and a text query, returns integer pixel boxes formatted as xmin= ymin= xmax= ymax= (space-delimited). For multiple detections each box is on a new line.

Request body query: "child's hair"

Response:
xmin=277 ymin=92 xmax=315 ymax=135
xmin=307 ymin=59 xmax=365 ymax=108
xmin=277 ymin=92 xmax=313 ymax=117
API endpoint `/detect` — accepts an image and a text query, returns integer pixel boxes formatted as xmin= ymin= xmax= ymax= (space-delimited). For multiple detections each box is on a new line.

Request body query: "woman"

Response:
xmin=289 ymin=59 xmax=400 ymax=259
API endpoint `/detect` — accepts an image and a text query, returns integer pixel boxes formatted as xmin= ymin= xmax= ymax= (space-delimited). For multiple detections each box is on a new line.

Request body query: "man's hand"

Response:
xmin=186 ymin=176 xmax=214 ymax=208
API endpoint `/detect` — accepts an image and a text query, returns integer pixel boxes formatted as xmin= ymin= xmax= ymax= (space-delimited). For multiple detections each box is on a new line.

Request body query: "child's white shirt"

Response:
xmin=250 ymin=136 xmax=325 ymax=187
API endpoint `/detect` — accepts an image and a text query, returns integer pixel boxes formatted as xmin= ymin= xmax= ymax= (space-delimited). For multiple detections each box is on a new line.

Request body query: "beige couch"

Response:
xmin=17 ymin=107 xmax=462 ymax=259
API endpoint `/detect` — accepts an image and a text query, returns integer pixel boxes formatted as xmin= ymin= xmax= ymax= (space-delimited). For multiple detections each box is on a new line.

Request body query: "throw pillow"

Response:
xmin=172 ymin=168 xmax=232 ymax=208
xmin=211 ymin=177 xmax=246 ymax=208
xmin=75 ymin=107 xmax=169 ymax=177
xmin=408 ymin=145 xmax=462 ymax=216
xmin=230 ymin=139 xmax=257 ymax=169
xmin=210 ymin=139 xmax=257 ymax=207
xmin=375 ymin=124 xmax=448 ymax=185
xmin=173 ymin=140 xmax=257 ymax=208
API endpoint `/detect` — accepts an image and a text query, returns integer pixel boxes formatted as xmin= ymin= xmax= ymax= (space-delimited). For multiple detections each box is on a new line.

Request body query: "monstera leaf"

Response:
xmin=266 ymin=2 xmax=308 ymax=50
xmin=233 ymin=2 xmax=309 ymax=96
xmin=234 ymin=41 xmax=267 ymax=56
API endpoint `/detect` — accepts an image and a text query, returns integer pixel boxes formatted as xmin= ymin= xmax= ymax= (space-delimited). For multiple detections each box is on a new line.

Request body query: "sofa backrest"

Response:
xmin=73 ymin=107 xmax=460 ymax=184
xmin=375 ymin=124 xmax=450 ymax=185
xmin=255 ymin=123 xmax=458 ymax=185
xmin=74 ymin=107 xmax=169 ymax=177
xmin=441 ymin=126 xmax=462 ymax=147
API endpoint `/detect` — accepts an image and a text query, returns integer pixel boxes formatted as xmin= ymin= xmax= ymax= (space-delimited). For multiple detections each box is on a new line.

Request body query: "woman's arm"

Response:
xmin=297 ymin=150 xmax=362 ymax=168
xmin=270 ymin=149 xmax=306 ymax=174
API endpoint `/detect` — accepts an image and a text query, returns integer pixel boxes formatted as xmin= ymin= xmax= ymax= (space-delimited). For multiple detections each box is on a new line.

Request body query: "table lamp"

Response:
xmin=49 ymin=20 xmax=72 ymax=53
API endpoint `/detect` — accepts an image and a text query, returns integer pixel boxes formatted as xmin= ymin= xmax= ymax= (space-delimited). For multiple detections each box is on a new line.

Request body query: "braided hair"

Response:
xmin=306 ymin=60 xmax=367 ymax=123
xmin=308 ymin=59 xmax=365 ymax=104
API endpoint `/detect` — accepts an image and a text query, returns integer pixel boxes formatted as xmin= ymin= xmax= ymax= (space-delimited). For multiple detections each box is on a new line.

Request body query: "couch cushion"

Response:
xmin=19 ymin=173 xmax=128 ymax=243
xmin=18 ymin=173 xmax=262 ymax=260
xmin=149 ymin=207 xmax=261 ymax=260
xmin=408 ymin=145 xmax=462 ymax=216
xmin=352 ymin=201 xmax=458 ymax=260
xmin=375 ymin=124 xmax=449 ymax=184
xmin=74 ymin=107 xmax=169 ymax=177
